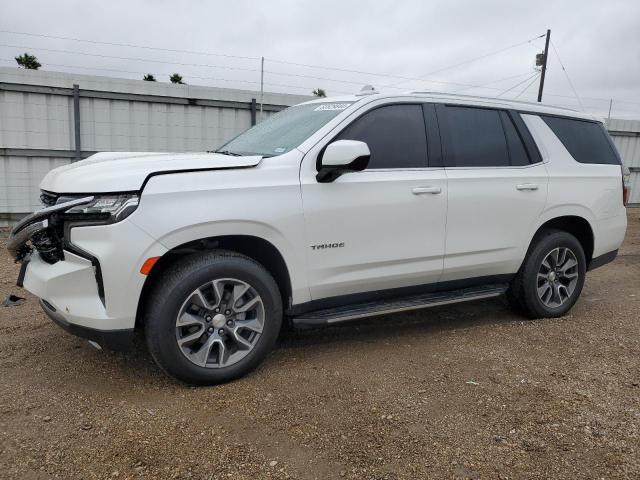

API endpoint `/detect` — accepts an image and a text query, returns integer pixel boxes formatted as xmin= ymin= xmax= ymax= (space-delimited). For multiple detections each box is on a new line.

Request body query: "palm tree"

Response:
xmin=15 ymin=53 xmax=41 ymax=70
xmin=312 ymin=88 xmax=327 ymax=97
xmin=143 ymin=74 xmax=156 ymax=81
xmin=170 ymin=73 xmax=185 ymax=84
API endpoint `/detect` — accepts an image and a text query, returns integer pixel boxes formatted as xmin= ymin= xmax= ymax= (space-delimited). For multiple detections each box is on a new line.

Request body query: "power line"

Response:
xmin=0 ymin=28 xmax=545 ymax=89
xmin=384 ymin=33 xmax=546 ymax=87
xmin=0 ymin=58 xmax=336 ymax=93
xmin=550 ymin=39 xmax=584 ymax=111
xmin=2 ymin=29 xmax=639 ymax=108
xmin=0 ymin=28 xmax=469 ymax=86
xmin=0 ymin=42 xmax=261 ymax=73
xmin=0 ymin=29 xmax=260 ymax=61
xmin=0 ymin=41 xmax=555 ymax=94
xmin=453 ymin=71 xmax=537 ymax=93
xmin=0 ymin=40 xmax=499 ymax=91
xmin=497 ymin=72 xmax=541 ymax=97
xmin=514 ymin=73 xmax=542 ymax=99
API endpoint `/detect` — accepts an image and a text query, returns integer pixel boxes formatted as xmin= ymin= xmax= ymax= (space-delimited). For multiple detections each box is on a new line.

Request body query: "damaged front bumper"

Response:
xmin=7 ymin=192 xmax=164 ymax=350
xmin=7 ymin=196 xmax=94 ymax=262
xmin=6 ymin=195 xmax=133 ymax=350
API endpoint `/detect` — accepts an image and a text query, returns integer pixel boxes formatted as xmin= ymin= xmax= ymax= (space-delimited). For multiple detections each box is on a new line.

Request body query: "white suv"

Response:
xmin=8 ymin=90 xmax=629 ymax=384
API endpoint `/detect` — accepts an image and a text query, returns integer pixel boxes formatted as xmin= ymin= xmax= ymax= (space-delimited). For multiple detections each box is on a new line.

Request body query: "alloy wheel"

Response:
xmin=175 ymin=278 xmax=264 ymax=368
xmin=536 ymin=247 xmax=579 ymax=308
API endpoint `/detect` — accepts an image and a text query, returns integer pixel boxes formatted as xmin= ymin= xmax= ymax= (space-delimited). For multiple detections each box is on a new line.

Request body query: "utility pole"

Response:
xmin=260 ymin=56 xmax=264 ymax=121
xmin=537 ymin=29 xmax=551 ymax=102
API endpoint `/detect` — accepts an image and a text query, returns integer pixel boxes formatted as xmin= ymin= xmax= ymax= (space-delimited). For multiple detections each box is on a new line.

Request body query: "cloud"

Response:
xmin=2 ymin=0 xmax=639 ymax=117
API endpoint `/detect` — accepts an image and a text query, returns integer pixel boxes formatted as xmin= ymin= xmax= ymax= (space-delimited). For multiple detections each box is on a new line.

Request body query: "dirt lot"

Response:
xmin=0 ymin=212 xmax=639 ymax=480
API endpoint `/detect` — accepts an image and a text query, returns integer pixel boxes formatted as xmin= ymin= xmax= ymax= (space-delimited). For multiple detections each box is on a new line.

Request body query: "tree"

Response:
xmin=15 ymin=53 xmax=41 ymax=70
xmin=170 ymin=73 xmax=185 ymax=84
xmin=312 ymin=88 xmax=326 ymax=97
xmin=143 ymin=74 xmax=156 ymax=81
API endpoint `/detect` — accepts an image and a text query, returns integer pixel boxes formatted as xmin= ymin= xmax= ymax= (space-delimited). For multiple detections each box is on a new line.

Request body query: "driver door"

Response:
xmin=299 ymin=103 xmax=447 ymax=302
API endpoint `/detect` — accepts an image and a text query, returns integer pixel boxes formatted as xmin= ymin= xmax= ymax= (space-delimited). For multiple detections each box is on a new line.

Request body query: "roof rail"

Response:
xmin=410 ymin=90 xmax=579 ymax=112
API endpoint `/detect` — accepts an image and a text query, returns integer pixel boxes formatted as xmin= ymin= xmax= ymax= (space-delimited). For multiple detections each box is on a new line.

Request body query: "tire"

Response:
xmin=507 ymin=229 xmax=586 ymax=319
xmin=144 ymin=250 xmax=282 ymax=385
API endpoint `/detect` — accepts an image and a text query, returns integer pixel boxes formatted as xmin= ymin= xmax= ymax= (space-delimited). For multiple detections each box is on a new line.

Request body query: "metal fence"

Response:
xmin=607 ymin=118 xmax=640 ymax=206
xmin=2 ymin=67 xmax=639 ymax=225
xmin=0 ymin=67 xmax=309 ymax=223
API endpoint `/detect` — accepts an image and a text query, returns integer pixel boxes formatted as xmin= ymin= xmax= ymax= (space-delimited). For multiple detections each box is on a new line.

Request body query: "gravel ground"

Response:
xmin=1 ymin=211 xmax=639 ymax=480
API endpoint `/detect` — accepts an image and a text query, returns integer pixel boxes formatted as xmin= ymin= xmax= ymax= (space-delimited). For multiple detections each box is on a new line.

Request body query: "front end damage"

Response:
xmin=7 ymin=192 xmax=140 ymax=351
xmin=8 ymin=194 xmax=94 ymax=264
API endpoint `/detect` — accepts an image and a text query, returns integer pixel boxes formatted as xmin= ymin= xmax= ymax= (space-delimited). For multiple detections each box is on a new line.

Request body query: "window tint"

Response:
xmin=336 ymin=104 xmax=427 ymax=169
xmin=542 ymin=116 xmax=620 ymax=165
xmin=500 ymin=111 xmax=530 ymax=166
xmin=439 ymin=106 xmax=510 ymax=167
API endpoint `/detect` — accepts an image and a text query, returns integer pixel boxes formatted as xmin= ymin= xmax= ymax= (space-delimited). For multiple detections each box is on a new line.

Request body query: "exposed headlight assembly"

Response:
xmin=64 ymin=193 xmax=139 ymax=223
xmin=7 ymin=193 xmax=139 ymax=263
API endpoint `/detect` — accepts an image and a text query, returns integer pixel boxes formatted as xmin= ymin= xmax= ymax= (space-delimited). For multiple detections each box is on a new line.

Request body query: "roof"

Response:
xmin=300 ymin=90 xmax=599 ymax=122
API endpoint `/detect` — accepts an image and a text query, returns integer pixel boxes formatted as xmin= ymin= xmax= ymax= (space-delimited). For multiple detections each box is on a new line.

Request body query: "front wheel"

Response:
xmin=507 ymin=230 xmax=586 ymax=319
xmin=144 ymin=251 xmax=282 ymax=385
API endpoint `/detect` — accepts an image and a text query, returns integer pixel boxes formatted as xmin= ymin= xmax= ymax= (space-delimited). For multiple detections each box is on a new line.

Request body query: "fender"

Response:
xmin=150 ymin=219 xmax=309 ymax=304
xmin=519 ymin=203 xmax=596 ymax=265
xmin=129 ymin=160 xmax=311 ymax=305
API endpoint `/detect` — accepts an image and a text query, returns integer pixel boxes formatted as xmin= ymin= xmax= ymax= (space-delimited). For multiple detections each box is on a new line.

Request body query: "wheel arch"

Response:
xmin=135 ymin=234 xmax=293 ymax=329
xmin=524 ymin=214 xmax=595 ymax=269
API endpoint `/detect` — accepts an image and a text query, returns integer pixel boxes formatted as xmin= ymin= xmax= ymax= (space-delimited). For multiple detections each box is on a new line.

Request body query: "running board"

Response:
xmin=292 ymin=284 xmax=508 ymax=327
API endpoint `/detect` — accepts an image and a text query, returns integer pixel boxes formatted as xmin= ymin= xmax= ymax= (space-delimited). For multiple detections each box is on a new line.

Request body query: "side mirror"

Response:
xmin=316 ymin=140 xmax=370 ymax=183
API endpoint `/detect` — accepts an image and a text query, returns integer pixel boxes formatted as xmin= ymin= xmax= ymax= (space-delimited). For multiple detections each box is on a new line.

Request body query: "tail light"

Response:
xmin=622 ymin=165 xmax=631 ymax=206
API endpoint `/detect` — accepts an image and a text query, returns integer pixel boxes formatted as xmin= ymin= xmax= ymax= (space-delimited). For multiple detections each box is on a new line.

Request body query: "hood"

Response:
xmin=40 ymin=151 xmax=263 ymax=193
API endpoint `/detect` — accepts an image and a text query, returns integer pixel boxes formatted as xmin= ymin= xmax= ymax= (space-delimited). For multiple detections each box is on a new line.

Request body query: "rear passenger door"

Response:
xmin=435 ymin=104 xmax=549 ymax=282
xmin=300 ymin=103 xmax=447 ymax=301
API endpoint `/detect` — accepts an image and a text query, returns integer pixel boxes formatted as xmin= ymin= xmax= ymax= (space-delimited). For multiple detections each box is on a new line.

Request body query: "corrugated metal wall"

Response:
xmin=607 ymin=118 xmax=640 ymax=206
xmin=2 ymin=66 xmax=639 ymax=224
xmin=0 ymin=67 xmax=310 ymax=223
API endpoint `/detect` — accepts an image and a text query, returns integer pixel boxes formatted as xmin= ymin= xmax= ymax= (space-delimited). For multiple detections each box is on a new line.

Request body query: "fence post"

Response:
xmin=73 ymin=84 xmax=82 ymax=161
xmin=250 ymin=98 xmax=257 ymax=126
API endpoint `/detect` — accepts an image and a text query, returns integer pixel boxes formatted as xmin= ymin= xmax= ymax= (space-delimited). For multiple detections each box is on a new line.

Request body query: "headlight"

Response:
xmin=64 ymin=193 xmax=139 ymax=223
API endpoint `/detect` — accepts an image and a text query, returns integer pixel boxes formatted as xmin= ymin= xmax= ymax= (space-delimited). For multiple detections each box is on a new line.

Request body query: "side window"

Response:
xmin=439 ymin=105 xmax=514 ymax=167
xmin=336 ymin=104 xmax=428 ymax=169
xmin=542 ymin=116 xmax=621 ymax=165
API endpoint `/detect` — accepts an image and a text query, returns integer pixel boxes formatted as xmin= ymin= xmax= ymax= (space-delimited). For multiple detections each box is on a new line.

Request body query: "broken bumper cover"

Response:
xmin=6 ymin=220 xmax=48 ymax=259
xmin=6 ymin=196 xmax=94 ymax=261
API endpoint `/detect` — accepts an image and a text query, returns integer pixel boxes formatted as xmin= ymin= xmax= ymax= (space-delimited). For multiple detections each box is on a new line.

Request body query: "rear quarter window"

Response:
xmin=542 ymin=116 xmax=621 ymax=165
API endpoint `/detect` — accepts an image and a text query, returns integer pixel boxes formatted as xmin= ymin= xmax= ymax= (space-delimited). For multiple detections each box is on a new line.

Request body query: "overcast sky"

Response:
xmin=2 ymin=0 xmax=639 ymax=117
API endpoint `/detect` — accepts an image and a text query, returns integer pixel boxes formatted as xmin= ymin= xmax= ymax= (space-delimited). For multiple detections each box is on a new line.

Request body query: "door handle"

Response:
xmin=412 ymin=186 xmax=442 ymax=195
xmin=516 ymin=183 xmax=539 ymax=191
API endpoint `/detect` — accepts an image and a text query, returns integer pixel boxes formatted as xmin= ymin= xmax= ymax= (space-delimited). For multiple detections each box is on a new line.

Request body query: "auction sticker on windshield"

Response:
xmin=314 ymin=103 xmax=351 ymax=111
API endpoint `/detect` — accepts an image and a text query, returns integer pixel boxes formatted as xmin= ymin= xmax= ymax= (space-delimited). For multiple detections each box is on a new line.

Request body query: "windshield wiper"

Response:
xmin=214 ymin=150 xmax=242 ymax=156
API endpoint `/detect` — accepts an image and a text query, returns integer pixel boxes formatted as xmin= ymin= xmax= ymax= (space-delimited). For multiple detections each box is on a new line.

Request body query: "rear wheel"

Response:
xmin=507 ymin=230 xmax=586 ymax=319
xmin=144 ymin=251 xmax=282 ymax=385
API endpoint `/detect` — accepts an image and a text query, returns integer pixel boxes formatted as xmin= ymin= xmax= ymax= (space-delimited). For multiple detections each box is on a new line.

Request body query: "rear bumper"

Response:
xmin=40 ymin=299 xmax=133 ymax=351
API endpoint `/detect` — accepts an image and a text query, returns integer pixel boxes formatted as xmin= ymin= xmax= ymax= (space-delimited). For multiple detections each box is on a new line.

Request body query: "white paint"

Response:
xmin=15 ymin=91 xmax=628 ymax=336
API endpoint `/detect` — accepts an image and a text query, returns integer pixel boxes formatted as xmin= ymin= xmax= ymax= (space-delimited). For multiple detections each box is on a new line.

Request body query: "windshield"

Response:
xmin=217 ymin=101 xmax=354 ymax=157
